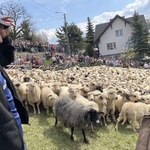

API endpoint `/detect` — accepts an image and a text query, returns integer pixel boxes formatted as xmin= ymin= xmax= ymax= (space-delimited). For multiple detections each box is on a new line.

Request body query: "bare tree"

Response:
xmin=0 ymin=0 xmax=33 ymax=40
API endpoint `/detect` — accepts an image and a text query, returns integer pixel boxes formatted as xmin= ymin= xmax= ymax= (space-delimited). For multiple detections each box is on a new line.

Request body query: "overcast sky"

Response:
xmin=1 ymin=0 xmax=150 ymax=44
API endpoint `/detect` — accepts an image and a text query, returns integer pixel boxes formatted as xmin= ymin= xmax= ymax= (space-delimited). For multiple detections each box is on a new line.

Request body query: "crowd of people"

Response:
xmin=11 ymin=50 xmax=150 ymax=70
xmin=12 ymin=39 xmax=65 ymax=53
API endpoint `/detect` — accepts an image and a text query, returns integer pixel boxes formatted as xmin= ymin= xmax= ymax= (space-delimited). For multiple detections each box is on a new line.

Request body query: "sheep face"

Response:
xmin=107 ymin=89 xmax=117 ymax=101
xmin=130 ymin=94 xmax=140 ymax=102
xmin=26 ymin=83 xmax=34 ymax=92
xmin=122 ymin=93 xmax=130 ymax=101
xmin=68 ymin=88 xmax=79 ymax=99
xmin=87 ymin=93 xmax=95 ymax=101
xmin=52 ymin=84 xmax=61 ymax=95
xmin=81 ymin=84 xmax=91 ymax=93
xmin=97 ymin=94 xmax=107 ymax=106
xmin=85 ymin=109 xmax=100 ymax=125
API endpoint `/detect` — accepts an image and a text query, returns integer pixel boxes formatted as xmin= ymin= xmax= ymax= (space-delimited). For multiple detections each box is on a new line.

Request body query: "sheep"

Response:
xmin=140 ymin=94 xmax=150 ymax=104
xmin=67 ymin=90 xmax=100 ymax=132
xmin=103 ymin=89 xmax=118 ymax=122
xmin=26 ymin=82 xmax=41 ymax=114
xmin=94 ymin=93 xmax=108 ymax=126
xmin=14 ymin=81 xmax=28 ymax=111
xmin=87 ymin=91 xmax=107 ymax=126
xmin=70 ymin=91 xmax=100 ymax=112
xmin=58 ymin=86 xmax=69 ymax=97
xmin=51 ymin=82 xmax=61 ymax=95
xmin=53 ymin=96 xmax=101 ymax=143
xmin=115 ymin=102 xmax=150 ymax=131
xmin=114 ymin=92 xmax=131 ymax=114
xmin=130 ymin=91 xmax=141 ymax=102
xmin=41 ymin=86 xmax=58 ymax=115
xmin=87 ymin=90 xmax=102 ymax=101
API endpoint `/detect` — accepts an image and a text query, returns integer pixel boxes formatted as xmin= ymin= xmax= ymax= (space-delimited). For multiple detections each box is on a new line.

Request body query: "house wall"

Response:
xmin=98 ymin=18 xmax=132 ymax=56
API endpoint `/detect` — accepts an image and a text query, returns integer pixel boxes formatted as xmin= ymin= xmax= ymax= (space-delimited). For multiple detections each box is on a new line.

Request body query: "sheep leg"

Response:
xmin=25 ymin=101 xmax=28 ymax=111
xmin=82 ymin=129 xmax=89 ymax=144
xmin=46 ymin=108 xmax=49 ymax=115
xmin=102 ymin=115 xmax=107 ymax=126
xmin=37 ymin=101 xmax=41 ymax=114
xmin=110 ymin=110 xmax=116 ymax=122
xmin=115 ymin=116 xmax=122 ymax=131
xmin=29 ymin=102 xmax=36 ymax=114
xmin=131 ymin=113 xmax=137 ymax=131
xmin=54 ymin=117 xmax=58 ymax=126
xmin=105 ymin=114 xmax=109 ymax=122
xmin=90 ymin=124 xmax=94 ymax=133
xmin=130 ymin=120 xmax=136 ymax=132
xmin=70 ymin=127 xmax=74 ymax=141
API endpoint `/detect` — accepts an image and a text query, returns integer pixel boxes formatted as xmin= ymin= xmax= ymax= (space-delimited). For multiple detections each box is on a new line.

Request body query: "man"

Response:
xmin=0 ymin=16 xmax=29 ymax=150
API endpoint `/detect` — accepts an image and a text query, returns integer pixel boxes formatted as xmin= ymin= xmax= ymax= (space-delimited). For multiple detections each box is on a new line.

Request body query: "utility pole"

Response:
xmin=63 ymin=13 xmax=71 ymax=56
xmin=55 ymin=12 xmax=70 ymax=56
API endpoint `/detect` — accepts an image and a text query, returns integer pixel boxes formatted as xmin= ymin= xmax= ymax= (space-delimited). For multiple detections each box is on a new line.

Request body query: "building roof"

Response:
xmin=94 ymin=14 xmax=147 ymax=43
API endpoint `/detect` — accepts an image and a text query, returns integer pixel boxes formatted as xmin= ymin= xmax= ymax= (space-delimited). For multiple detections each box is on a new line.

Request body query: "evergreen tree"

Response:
xmin=56 ymin=23 xmax=83 ymax=54
xmin=85 ymin=17 xmax=95 ymax=57
xmin=131 ymin=11 xmax=149 ymax=60
xmin=20 ymin=20 xmax=33 ymax=41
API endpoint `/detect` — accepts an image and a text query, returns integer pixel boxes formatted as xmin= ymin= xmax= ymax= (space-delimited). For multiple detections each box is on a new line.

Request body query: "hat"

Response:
xmin=0 ymin=16 xmax=14 ymax=29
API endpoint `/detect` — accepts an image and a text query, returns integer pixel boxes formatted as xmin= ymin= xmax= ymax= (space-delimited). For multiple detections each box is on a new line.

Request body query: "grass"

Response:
xmin=23 ymin=107 xmax=139 ymax=150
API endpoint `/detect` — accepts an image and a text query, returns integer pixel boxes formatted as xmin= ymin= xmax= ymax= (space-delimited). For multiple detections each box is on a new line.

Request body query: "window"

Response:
xmin=115 ymin=29 xmax=123 ymax=37
xmin=107 ymin=42 xmax=116 ymax=50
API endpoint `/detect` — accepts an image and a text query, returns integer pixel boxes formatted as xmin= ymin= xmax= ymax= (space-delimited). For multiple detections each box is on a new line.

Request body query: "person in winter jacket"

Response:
xmin=0 ymin=16 xmax=29 ymax=150
xmin=135 ymin=115 xmax=150 ymax=150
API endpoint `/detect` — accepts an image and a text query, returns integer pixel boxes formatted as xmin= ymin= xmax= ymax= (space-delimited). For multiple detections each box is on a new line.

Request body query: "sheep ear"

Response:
xmin=68 ymin=88 xmax=72 ymax=92
xmin=48 ymin=95 xmax=53 ymax=98
xmin=117 ymin=90 xmax=122 ymax=95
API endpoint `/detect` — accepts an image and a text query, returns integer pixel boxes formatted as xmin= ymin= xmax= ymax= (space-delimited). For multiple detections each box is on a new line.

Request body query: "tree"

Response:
xmin=131 ymin=11 xmax=149 ymax=60
xmin=85 ymin=17 xmax=95 ymax=57
xmin=20 ymin=19 xmax=33 ymax=41
xmin=56 ymin=22 xmax=83 ymax=54
xmin=0 ymin=0 xmax=33 ymax=40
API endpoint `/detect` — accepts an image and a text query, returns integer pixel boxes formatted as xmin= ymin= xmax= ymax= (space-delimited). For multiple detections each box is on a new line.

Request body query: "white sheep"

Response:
xmin=14 ymin=81 xmax=28 ymax=111
xmin=41 ymin=86 xmax=58 ymax=115
xmin=71 ymin=92 xmax=99 ymax=112
xmin=26 ymin=82 xmax=41 ymax=114
xmin=114 ymin=92 xmax=131 ymax=114
xmin=115 ymin=102 xmax=150 ymax=131
xmin=103 ymin=89 xmax=117 ymax=122
xmin=87 ymin=90 xmax=108 ymax=126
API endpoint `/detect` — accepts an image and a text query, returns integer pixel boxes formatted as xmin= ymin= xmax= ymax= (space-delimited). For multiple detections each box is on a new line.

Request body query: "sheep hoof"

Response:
xmin=91 ymin=131 xmax=94 ymax=134
xmin=70 ymin=136 xmax=74 ymax=141
xmin=84 ymin=139 xmax=89 ymax=144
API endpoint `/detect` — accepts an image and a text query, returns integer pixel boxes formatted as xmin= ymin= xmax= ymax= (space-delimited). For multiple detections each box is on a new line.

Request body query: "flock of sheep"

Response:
xmin=6 ymin=65 xmax=150 ymax=143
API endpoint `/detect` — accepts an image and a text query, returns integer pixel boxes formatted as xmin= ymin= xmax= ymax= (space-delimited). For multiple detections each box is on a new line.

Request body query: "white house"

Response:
xmin=94 ymin=14 xmax=147 ymax=57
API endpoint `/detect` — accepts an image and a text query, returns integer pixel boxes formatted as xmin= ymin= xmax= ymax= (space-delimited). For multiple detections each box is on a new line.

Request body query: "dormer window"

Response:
xmin=115 ymin=29 xmax=123 ymax=37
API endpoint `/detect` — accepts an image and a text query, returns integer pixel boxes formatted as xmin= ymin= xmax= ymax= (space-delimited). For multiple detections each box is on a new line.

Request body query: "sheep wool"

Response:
xmin=53 ymin=96 xmax=100 ymax=143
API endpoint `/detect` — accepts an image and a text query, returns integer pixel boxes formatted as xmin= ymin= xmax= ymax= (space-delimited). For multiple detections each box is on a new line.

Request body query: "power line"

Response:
xmin=30 ymin=0 xmax=72 ymax=23
xmin=31 ymin=0 xmax=55 ymax=15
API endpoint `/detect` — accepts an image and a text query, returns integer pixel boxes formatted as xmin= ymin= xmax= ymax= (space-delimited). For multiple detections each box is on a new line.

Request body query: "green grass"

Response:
xmin=23 ymin=108 xmax=138 ymax=150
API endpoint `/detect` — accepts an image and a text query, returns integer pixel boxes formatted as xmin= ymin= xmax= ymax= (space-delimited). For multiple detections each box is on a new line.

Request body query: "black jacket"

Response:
xmin=0 ymin=37 xmax=29 ymax=150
